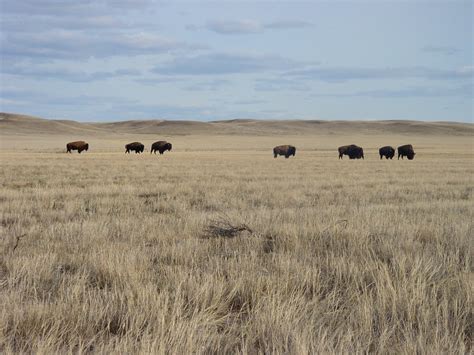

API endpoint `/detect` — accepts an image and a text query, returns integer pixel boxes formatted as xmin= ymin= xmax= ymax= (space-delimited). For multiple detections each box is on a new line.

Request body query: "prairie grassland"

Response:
xmin=0 ymin=134 xmax=472 ymax=353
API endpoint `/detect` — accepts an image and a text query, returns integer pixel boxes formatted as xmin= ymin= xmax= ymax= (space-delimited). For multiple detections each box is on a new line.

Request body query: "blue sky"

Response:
xmin=0 ymin=0 xmax=472 ymax=122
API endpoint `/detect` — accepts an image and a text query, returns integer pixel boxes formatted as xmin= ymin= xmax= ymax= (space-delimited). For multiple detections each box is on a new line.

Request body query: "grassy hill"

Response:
xmin=1 ymin=112 xmax=472 ymax=137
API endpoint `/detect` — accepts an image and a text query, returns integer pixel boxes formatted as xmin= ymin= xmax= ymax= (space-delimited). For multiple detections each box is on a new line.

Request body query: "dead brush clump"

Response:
xmin=84 ymin=266 xmax=115 ymax=290
xmin=201 ymin=214 xmax=254 ymax=239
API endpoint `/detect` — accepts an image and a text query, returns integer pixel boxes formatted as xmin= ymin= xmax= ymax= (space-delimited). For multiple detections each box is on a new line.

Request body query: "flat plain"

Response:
xmin=0 ymin=113 xmax=473 ymax=353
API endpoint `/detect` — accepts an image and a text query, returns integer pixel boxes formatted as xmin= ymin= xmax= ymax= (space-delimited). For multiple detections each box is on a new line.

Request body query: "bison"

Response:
xmin=151 ymin=141 xmax=172 ymax=155
xmin=273 ymin=145 xmax=296 ymax=158
xmin=398 ymin=144 xmax=416 ymax=160
xmin=379 ymin=146 xmax=395 ymax=160
xmin=338 ymin=144 xmax=364 ymax=159
xmin=66 ymin=141 xmax=89 ymax=153
xmin=125 ymin=142 xmax=144 ymax=154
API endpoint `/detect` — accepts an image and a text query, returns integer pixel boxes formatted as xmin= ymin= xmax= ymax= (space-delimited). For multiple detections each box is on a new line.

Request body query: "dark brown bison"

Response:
xmin=379 ymin=146 xmax=395 ymax=159
xmin=273 ymin=145 xmax=296 ymax=158
xmin=338 ymin=144 xmax=364 ymax=159
xmin=125 ymin=142 xmax=144 ymax=154
xmin=66 ymin=141 xmax=89 ymax=153
xmin=151 ymin=141 xmax=172 ymax=155
xmin=398 ymin=144 xmax=416 ymax=160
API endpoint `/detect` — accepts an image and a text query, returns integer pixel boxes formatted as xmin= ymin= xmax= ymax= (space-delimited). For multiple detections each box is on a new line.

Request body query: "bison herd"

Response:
xmin=377 ymin=144 xmax=416 ymax=160
xmin=273 ymin=143 xmax=415 ymax=160
xmin=123 ymin=141 xmax=173 ymax=154
xmin=66 ymin=140 xmax=416 ymax=160
xmin=67 ymin=140 xmax=172 ymax=155
xmin=336 ymin=144 xmax=415 ymax=160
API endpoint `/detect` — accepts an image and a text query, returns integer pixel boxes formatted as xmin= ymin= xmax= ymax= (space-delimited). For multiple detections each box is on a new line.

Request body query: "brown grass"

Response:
xmin=0 ymin=124 xmax=472 ymax=353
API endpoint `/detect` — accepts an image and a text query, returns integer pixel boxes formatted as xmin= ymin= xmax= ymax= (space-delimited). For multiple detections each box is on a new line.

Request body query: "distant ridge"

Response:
xmin=0 ymin=112 xmax=106 ymax=135
xmin=1 ymin=112 xmax=472 ymax=137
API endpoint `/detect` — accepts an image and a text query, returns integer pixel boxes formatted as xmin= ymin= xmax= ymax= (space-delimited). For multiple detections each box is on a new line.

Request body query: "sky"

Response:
xmin=0 ymin=0 xmax=472 ymax=122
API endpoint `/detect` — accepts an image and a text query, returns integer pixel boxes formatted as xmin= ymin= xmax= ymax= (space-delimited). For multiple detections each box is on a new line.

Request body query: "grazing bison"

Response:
xmin=379 ymin=146 xmax=395 ymax=160
xmin=273 ymin=145 xmax=296 ymax=158
xmin=66 ymin=141 xmax=89 ymax=153
xmin=151 ymin=141 xmax=172 ymax=155
xmin=398 ymin=144 xmax=416 ymax=160
xmin=125 ymin=142 xmax=144 ymax=154
xmin=338 ymin=144 xmax=364 ymax=159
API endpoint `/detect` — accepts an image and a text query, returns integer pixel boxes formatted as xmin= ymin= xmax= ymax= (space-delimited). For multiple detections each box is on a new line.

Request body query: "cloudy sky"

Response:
xmin=0 ymin=0 xmax=472 ymax=122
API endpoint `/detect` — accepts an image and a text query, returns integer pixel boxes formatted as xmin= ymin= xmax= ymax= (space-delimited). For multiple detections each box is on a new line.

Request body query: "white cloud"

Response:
xmin=187 ymin=19 xmax=314 ymax=34
xmin=206 ymin=19 xmax=263 ymax=34
xmin=254 ymin=78 xmax=310 ymax=91
xmin=2 ymin=30 xmax=202 ymax=60
xmin=1 ymin=63 xmax=142 ymax=82
xmin=285 ymin=66 xmax=474 ymax=82
xmin=153 ymin=52 xmax=298 ymax=75
xmin=422 ymin=45 xmax=460 ymax=55
xmin=264 ymin=20 xmax=314 ymax=29
xmin=310 ymin=84 xmax=473 ymax=98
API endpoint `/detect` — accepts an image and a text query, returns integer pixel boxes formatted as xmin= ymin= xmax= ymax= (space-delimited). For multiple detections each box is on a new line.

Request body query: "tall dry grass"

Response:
xmin=0 ymin=134 xmax=472 ymax=353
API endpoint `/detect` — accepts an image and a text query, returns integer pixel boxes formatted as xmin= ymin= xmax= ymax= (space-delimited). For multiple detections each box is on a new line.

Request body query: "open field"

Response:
xmin=0 ymin=114 xmax=473 ymax=353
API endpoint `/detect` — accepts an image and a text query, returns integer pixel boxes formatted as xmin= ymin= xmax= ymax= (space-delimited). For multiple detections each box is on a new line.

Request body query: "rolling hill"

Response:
xmin=1 ymin=112 xmax=472 ymax=137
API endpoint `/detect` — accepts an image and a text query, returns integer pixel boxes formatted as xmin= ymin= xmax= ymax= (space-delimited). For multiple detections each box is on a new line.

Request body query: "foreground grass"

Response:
xmin=0 ymin=135 xmax=472 ymax=353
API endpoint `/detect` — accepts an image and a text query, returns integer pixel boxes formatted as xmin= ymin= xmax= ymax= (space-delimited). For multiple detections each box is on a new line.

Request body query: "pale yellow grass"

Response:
xmin=0 ymin=133 xmax=472 ymax=353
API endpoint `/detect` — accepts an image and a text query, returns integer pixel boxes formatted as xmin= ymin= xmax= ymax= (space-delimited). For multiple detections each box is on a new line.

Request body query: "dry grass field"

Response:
xmin=0 ymin=113 xmax=473 ymax=353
